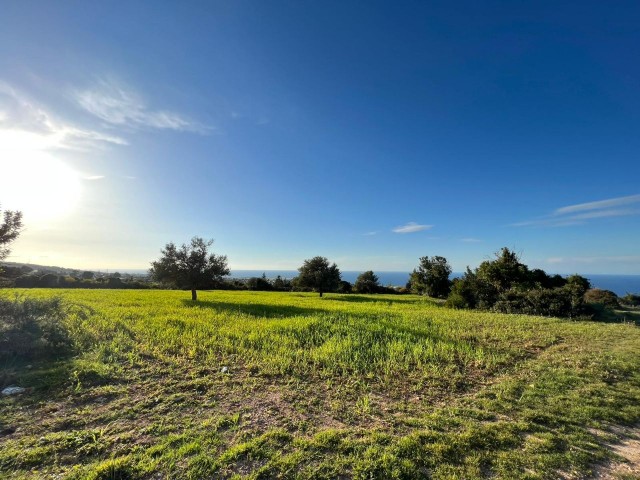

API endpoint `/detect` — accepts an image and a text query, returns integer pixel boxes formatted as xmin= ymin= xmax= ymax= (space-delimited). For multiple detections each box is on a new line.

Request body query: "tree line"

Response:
xmin=2 ymin=209 xmax=637 ymax=318
xmin=148 ymin=237 xmax=402 ymax=300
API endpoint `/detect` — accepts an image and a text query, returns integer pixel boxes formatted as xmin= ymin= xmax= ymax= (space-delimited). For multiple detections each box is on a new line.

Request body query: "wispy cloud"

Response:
xmin=547 ymin=256 xmax=640 ymax=265
xmin=460 ymin=238 xmax=481 ymax=243
xmin=0 ymin=82 xmax=127 ymax=150
xmin=392 ymin=222 xmax=433 ymax=234
xmin=512 ymin=194 xmax=640 ymax=227
xmin=84 ymin=175 xmax=105 ymax=180
xmin=554 ymin=194 xmax=640 ymax=215
xmin=74 ymin=78 xmax=211 ymax=134
xmin=363 ymin=231 xmax=378 ymax=236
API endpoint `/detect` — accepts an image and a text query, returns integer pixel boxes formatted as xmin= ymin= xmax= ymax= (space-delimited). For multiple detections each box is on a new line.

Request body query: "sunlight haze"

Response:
xmin=1 ymin=1 xmax=639 ymax=274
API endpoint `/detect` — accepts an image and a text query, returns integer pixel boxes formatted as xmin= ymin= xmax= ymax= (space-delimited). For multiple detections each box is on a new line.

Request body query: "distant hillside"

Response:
xmin=0 ymin=261 xmax=148 ymax=279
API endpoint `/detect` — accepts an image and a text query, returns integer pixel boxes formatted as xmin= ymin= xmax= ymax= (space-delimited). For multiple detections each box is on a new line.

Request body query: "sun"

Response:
xmin=0 ymin=148 xmax=81 ymax=223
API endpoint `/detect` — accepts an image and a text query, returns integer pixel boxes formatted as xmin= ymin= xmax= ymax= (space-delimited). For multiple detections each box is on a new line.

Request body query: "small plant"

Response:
xmin=0 ymin=296 xmax=73 ymax=362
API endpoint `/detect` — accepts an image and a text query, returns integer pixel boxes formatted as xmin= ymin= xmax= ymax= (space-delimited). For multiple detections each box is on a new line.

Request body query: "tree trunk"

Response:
xmin=191 ymin=289 xmax=197 ymax=301
xmin=319 ymin=290 xmax=323 ymax=297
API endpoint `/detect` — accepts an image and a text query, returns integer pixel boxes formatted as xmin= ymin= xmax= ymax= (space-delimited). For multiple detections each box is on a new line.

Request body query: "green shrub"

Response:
xmin=0 ymin=296 xmax=73 ymax=362
xmin=444 ymin=292 xmax=470 ymax=309
xmin=493 ymin=286 xmax=585 ymax=318
xmin=246 ymin=275 xmax=273 ymax=291
xmin=584 ymin=289 xmax=619 ymax=308
xmin=621 ymin=293 xmax=640 ymax=307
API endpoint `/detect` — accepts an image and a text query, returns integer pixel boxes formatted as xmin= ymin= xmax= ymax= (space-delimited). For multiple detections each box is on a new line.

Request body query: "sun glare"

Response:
xmin=0 ymin=138 xmax=81 ymax=222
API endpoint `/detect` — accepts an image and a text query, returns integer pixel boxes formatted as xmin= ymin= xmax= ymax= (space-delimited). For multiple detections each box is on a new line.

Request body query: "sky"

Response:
xmin=1 ymin=1 xmax=639 ymax=274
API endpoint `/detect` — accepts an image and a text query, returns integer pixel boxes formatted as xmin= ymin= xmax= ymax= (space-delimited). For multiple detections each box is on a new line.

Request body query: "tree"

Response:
xmin=296 ymin=256 xmax=341 ymax=297
xmin=150 ymin=237 xmax=230 ymax=301
xmin=476 ymin=248 xmax=529 ymax=293
xmin=246 ymin=273 xmax=272 ymax=291
xmin=82 ymin=271 xmax=95 ymax=280
xmin=0 ymin=206 xmax=23 ymax=261
xmin=354 ymin=271 xmax=380 ymax=294
xmin=409 ymin=256 xmax=452 ymax=298
xmin=565 ymin=274 xmax=591 ymax=293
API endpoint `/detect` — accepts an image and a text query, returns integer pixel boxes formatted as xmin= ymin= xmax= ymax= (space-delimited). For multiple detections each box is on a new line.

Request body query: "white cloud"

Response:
xmin=0 ymin=82 xmax=127 ymax=151
xmin=460 ymin=238 xmax=481 ymax=243
xmin=363 ymin=231 xmax=378 ymax=236
xmin=84 ymin=175 xmax=105 ymax=180
xmin=392 ymin=222 xmax=433 ymax=234
xmin=554 ymin=194 xmax=640 ymax=215
xmin=512 ymin=194 xmax=640 ymax=227
xmin=75 ymin=78 xmax=210 ymax=133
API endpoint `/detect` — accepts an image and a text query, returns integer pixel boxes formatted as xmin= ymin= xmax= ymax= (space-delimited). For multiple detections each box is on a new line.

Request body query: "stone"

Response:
xmin=1 ymin=386 xmax=26 ymax=396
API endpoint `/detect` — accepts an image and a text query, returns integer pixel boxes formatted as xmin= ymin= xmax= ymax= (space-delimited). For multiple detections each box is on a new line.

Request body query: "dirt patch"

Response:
xmin=591 ymin=425 xmax=640 ymax=479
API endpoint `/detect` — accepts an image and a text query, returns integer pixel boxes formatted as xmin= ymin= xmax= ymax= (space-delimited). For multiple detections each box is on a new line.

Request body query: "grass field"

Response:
xmin=1 ymin=289 xmax=639 ymax=479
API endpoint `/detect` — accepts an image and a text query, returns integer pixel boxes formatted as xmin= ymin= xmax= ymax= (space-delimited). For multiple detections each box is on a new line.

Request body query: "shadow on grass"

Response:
xmin=328 ymin=295 xmax=419 ymax=304
xmin=182 ymin=300 xmax=328 ymax=319
xmin=613 ymin=307 xmax=640 ymax=325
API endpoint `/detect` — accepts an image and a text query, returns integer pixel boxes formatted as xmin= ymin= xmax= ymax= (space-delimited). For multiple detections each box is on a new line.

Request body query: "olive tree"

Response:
xmin=150 ymin=237 xmax=229 ymax=301
xmin=296 ymin=256 xmax=341 ymax=297
xmin=0 ymin=206 xmax=23 ymax=261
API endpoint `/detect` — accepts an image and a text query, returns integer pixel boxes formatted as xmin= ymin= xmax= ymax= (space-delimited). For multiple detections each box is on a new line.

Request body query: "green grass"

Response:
xmin=1 ymin=289 xmax=639 ymax=479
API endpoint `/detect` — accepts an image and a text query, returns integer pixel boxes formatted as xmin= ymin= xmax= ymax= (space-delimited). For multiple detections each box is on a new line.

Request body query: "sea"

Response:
xmin=229 ymin=270 xmax=640 ymax=296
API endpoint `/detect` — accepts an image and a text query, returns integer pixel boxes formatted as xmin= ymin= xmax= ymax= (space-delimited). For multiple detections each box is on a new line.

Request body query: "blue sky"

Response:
xmin=1 ymin=1 xmax=639 ymax=274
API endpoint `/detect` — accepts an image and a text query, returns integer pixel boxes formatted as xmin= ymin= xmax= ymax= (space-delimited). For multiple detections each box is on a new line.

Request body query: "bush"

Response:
xmin=621 ymin=293 xmax=640 ymax=307
xmin=447 ymin=271 xmax=497 ymax=310
xmin=584 ymin=289 xmax=619 ymax=308
xmin=444 ymin=292 xmax=470 ymax=309
xmin=492 ymin=285 xmax=586 ymax=318
xmin=14 ymin=275 xmax=38 ymax=288
xmin=338 ymin=280 xmax=353 ymax=294
xmin=246 ymin=275 xmax=273 ymax=291
xmin=0 ymin=296 xmax=73 ymax=362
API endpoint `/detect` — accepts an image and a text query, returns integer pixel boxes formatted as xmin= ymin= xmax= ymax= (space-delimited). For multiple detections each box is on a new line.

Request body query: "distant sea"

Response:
xmin=230 ymin=270 xmax=640 ymax=296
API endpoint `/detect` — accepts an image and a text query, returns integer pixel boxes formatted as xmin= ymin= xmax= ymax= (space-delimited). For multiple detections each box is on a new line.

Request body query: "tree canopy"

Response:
xmin=445 ymin=247 xmax=592 ymax=318
xmin=296 ymin=256 xmax=341 ymax=297
xmin=0 ymin=206 xmax=23 ymax=261
xmin=149 ymin=237 xmax=229 ymax=301
xmin=409 ymin=256 xmax=452 ymax=298
xmin=354 ymin=270 xmax=380 ymax=294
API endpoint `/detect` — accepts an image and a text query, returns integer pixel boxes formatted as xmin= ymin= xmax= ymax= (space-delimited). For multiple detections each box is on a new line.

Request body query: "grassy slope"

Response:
xmin=1 ymin=289 xmax=639 ymax=479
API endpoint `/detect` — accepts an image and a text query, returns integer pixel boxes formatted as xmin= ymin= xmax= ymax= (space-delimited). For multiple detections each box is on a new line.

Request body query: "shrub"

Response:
xmin=39 ymin=273 xmax=59 ymax=287
xmin=492 ymin=285 xmax=586 ymax=318
xmin=0 ymin=296 xmax=73 ymax=362
xmin=14 ymin=275 xmax=38 ymax=288
xmin=246 ymin=275 xmax=273 ymax=291
xmin=338 ymin=280 xmax=353 ymax=294
xmin=447 ymin=270 xmax=497 ymax=310
xmin=621 ymin=293 xmax=640 ymax=307
xmin=495 ymin=289 xmax=555 ymax=317
xmin=107 ymin=277 xmax=124 ymax=288
xmin=584 ymin=289 xmax=619 ymax=309
xmin=444 ymin=292 xmax=470 ymax=309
